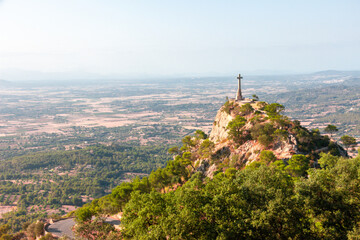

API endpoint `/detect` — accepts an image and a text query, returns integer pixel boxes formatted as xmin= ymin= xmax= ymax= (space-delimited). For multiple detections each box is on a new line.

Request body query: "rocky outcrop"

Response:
xmin=209 ymin=109 xmax=233 ymax=143
xmin=208 ymin=100 xmax=304 ymax=165
xmin=197 ymin=99 xmax=346 ymax=177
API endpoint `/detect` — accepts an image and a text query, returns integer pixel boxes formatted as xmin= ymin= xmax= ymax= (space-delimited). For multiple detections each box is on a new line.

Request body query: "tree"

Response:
xmin=264 ymin=103 xmax=285 ymax=118
xmin=259 ymin=150 xmax=277 ymax=164
xmin=75 ymin=206 xmax=93 ymax=223
xmin=285 ymin=154 xmax=309 ymax=177
xmin=0 ymin=225 xmax=12 ymax=240
xmin=227 ymin=116 xmax=247 ymax=144
xmin=238 ymin=103 xmax=254 ymax=116
xmin=252 ymin=94 xmax=259 ymax=101
xmin=340 ymin=135 xmax=357 ymax=151
xmin=34 ymin=222 xmax=45 ymax=237
xmin=195 ymin=130 xmax=207 ymax=140
xmin=250 ymin=123 xmax=275 ymax=148
xmin=180 ymin=152 xmax=194 ymax=169
xmin=324 ymin=124 xmax=338 ymax=137
xmin=74 ymin=217 xmax=118 ymax=240
xmin=198 ymin=139 xmax=215 ymax=159
xmin=318 ymin=152 xmax=339 ymax=169
xmin=168 ymin=146 xmax=180 ymax=155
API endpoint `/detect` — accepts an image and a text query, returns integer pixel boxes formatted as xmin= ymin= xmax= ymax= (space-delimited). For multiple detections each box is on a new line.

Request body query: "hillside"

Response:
xmin=63 ymin=99 xmax=360 ymax=240
xmin=0 ymin=144 xmax=170 ymax=233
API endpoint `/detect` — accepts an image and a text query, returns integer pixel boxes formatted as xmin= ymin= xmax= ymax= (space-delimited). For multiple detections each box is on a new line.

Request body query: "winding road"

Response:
xmin=47 ymin=217 xmax=121 ymax=239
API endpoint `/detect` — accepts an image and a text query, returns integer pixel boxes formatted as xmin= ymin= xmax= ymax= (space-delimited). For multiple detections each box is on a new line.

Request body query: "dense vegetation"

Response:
xmin=0 ymin=144 xmax=170 ymax=232
xmin=75 ymin=149 xmax=360 ymax=239
xmin=119 ymin=153 xmax=360 ymax=239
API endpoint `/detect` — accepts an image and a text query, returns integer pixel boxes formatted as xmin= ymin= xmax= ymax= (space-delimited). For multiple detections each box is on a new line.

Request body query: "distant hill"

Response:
xmin=312 ymin=70 xmax=360 ymax=76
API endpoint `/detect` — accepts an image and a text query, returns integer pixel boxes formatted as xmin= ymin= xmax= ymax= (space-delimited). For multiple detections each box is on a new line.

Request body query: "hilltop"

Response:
xmin=194 ymin=98 xmax=345 ymax=177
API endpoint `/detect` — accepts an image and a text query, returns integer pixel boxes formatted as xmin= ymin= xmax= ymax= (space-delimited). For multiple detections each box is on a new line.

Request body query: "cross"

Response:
xmin=237 ymin=74 xmax=243 ymax=81
xmin=236 ymin=73 xmax=243 ymax=101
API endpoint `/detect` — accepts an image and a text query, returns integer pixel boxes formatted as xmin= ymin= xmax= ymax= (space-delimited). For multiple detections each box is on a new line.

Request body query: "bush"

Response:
xmin=227 ymin=116 xmax=248 ymax=144
xmin=259 ymin=150 xmax=277 ymax=164
xmin=238 ymin=103 xmax=254 ymax=116
xmin=250 ymin=123 xmax=275 ymax=148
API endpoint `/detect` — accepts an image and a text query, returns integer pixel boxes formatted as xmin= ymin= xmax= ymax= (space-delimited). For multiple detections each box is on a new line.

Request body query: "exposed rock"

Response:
xmin=209 ymin=108 xmax=233 ymax=143
xmin=194 ymin=99 xmax=346 ymax=178
xmin=205 ymin=163 xmax=217 ymax=178
xmin=196 ymin=159 xmax=210 ymax=174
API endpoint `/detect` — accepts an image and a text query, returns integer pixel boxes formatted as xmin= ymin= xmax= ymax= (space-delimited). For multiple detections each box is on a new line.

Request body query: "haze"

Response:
xmin=0 ymin=0 xmax=359 ymax=80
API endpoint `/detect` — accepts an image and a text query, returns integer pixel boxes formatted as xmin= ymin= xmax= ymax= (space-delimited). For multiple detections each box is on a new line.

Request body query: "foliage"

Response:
xmin=74 ymin=217 xmax=120 ymax=240
xmin=226 ymin=116 xmax=247 ymax=144
xmin=285 ymin=154 xmax=309 ymax=177
xmin=264 ymin=103 xmax=285 ymax=118
xmin=250 ymin=122 xmax=275 ymax=148
xmin=0 ymin=225 xmax=13 ymax=240
xmin=340 ymin=135 xmax=357 ymax=150
xmin=324 ymin=124 xmax=338 ymax=136
xmin=259 ymin=150 xmax=277 ymax=164
xmin=116 ymin=154 xmax=360 ymax=239
xmin=238 ymin=103 xmax=254 ymax=116
xmin=198 ymin=139 xmax=215 ymax=159
xmin=290 ymin=123 xmax=332 ymax=155
xmin=195 ymin=130 xmax=207 ymax=140
xmin=222 ymin=101 xmax=235 ymax=114
xmin=318 ymin=152 xmax=340 ymax=169
xmin=0 ymin=144 xmax=170 ymax=232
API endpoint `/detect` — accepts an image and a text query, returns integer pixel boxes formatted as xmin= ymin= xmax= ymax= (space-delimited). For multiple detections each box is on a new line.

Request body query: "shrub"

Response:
xmin=259 ymin=150 xmax=277 ymax=164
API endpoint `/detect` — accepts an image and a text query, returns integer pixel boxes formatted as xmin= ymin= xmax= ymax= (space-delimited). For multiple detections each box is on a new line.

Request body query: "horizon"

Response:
xmin=0 ymin=1 xmax=359 ymax=80
xmin=1 ymin=69 xmax=360 ymax=82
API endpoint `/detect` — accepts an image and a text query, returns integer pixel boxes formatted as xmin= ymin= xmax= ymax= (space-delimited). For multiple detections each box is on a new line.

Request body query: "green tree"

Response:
xmin=340 ymin=135 xmax=357 ymax=151
xmin=195 ymin=130 xmax=207 ymax=140
xmin=74 ymin=217 xmax=118 ymax=240
xmin=168 ymin=146 xmax=180 ymax=155
xmin=227 ymin=116 xmax=247 ymax=144
xmin=34 ymin=221 xmax=44 ymax=237
xmin=252 ymin=94 xmax=259 ymax=101
xmin=198 ymin=139 xmax=215 ymax=159
xmin=75 ymin=206 xmax=93 ymax=223
xmin=238 ymin=103 xmax=254 ymax=116
xmin=264 ymin=103 xmax=285 ymax=118
xmin=324 ymin=124 xmax=338 ymax=137
xmin=296 ymin=156 xmax=360 ymax=239
xmin=318 ymin=152 xmax=340 ymax=169
xmin=285 ymin=154 xmax=309 ymax=177
xmin=259 ymin=150 xmax=277 ymax=164
xmin=250 ymin=122 xmax=275 ymax=148
xmin=0 ymin=225 xmax=12 ymax=240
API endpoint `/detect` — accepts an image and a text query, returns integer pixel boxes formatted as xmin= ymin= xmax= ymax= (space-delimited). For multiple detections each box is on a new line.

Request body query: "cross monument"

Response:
xmin=236 ymin=74 xmax=243 ymax=101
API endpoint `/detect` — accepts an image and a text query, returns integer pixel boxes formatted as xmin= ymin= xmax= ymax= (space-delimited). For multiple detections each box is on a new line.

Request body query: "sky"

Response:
xmin=0 ymin=0 xmax=359 ymax=80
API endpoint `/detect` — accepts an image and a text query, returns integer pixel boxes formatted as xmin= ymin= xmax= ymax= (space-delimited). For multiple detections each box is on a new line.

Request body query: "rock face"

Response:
xmin=195 ymin=99 xmax=346 ymax=177
xmin=209 ymin=100 xmax=300 ymax=165
xmin=209 ymin=108 xmax=233 ymax=143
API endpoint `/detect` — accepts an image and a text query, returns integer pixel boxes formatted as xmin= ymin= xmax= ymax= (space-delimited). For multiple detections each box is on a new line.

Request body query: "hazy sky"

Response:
xmin=0 ymin=0 xmax=359 ymax=79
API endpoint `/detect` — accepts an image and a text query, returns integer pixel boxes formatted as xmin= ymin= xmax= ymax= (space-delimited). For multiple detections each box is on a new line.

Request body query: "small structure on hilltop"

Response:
xmin=236 ymin=74 xmax=243 ymax=101
xmin=230 ymin=74 xmax=252 ymax=103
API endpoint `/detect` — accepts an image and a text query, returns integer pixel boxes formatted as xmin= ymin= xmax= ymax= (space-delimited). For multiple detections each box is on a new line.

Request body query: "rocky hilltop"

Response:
xmin=210 ymin=99 xmax=298 ymax=159
xmin=194 ymin=98 xmax=346 ymax=177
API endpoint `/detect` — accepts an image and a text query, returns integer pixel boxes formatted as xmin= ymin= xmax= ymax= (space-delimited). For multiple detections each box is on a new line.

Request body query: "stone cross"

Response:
xmin=236 ymin=74 xmax=243 ymax=101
